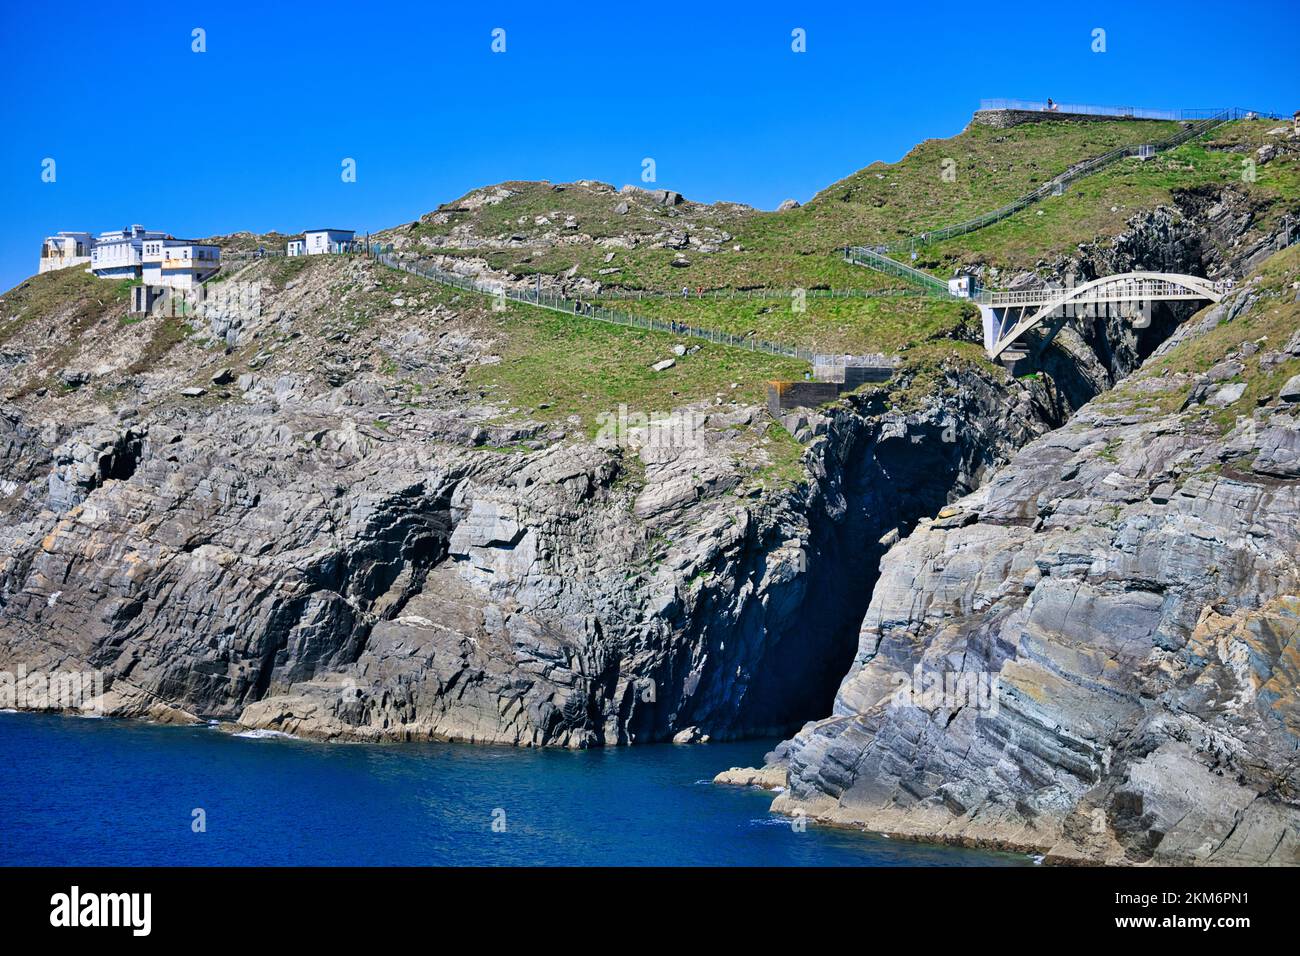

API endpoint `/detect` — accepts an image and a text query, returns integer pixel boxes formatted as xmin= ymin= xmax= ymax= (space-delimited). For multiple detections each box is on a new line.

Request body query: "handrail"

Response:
xmin=888 ymin=109 xmax=1239 ymax=255
xmin=373 ymin=252 xmax=899 ymax=370
xmin=977 ymin=100 xmax=1282 ymax=122
xmin=842 ymin=246 xmax=955 ymax=297
xmin=846 ymin=109 xmax=1243 ymax=298
xmin=594 ymin=286 xmax=926 ymax=301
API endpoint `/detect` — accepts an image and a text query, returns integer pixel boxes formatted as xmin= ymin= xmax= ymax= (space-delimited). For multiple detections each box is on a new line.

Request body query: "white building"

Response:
xmin=141 ymin=238 xmax=221 ymax=290
xmin=89 ymin=225 xmax=169 ymax=279
xmin=39 ymin=232 xmax=95 ymax=274
xmin=303 ymin=229 xmax=355 ymax=255
xmin=286 ymin=239 xmax=306 ymax=257
xmin=948 ymin=274 xmax=977 ymax=298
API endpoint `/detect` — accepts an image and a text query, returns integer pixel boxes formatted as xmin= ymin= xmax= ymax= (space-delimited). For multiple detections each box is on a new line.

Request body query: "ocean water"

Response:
xmin=0 ymin=712 xmax=1027 ymax=866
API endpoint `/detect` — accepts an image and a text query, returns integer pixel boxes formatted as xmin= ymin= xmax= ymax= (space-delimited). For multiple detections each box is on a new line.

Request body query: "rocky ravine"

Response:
xmin=738 ymin=246 xmax=1300 ymax=865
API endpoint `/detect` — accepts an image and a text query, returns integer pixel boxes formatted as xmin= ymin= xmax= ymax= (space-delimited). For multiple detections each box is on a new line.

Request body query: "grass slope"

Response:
xmin=918 ymin=120 xmax=1300 ymax=272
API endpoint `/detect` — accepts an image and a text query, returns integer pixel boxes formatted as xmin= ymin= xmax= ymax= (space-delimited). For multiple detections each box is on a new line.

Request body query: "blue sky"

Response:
xmin=1 ymin=0 xmax=1296 ymax=292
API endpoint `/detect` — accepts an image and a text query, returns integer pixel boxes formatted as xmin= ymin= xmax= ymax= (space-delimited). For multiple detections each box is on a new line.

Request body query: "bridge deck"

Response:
xmin=979 ymin=277 xmax=1228 ymax=308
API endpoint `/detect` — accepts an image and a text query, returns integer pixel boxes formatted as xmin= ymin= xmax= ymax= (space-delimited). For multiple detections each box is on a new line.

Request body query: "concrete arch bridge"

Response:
xmin=977 ymin=272 xmax=1227 ymax=360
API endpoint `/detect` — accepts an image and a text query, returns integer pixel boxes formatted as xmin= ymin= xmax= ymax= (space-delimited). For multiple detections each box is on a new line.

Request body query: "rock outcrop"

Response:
xmin=0 ymin=255 xmax=1056 ymax=747
xmin=765 ymin=247 xmax=1300 ymax=865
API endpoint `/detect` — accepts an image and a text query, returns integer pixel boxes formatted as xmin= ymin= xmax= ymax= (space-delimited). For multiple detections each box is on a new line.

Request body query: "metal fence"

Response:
xmin=375 ymin=252 xmax=869 ymax=366
xmin=593 ymin=286 xmax=929 ymax=301
xmin=976 ymin=100 xmax=1280 ymax=122
xmin=842 ymin=246 xmax=955 ymax=297
xmin=885 ymin=108 xmax=1244 ymax=257
xmin=222 ymin=249 xmax=286 ymax=261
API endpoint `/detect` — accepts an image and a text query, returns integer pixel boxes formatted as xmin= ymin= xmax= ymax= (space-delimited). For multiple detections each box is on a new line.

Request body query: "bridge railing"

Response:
xmin=980 ymin=276 xmax=1227 ymax=308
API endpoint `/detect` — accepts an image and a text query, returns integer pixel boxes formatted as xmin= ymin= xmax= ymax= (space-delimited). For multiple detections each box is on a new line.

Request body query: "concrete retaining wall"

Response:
xmin=767 ymin=381 xmax=841 ymax=414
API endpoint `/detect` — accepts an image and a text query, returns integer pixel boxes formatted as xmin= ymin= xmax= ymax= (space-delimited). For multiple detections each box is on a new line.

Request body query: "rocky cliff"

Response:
xmin=0 ymin=254 xmax=1057 ymax=746
xmin=757 ymin=244 xmax=1300 ymax=865
xmin=3 ymin=116 xmax=1296 ymax=869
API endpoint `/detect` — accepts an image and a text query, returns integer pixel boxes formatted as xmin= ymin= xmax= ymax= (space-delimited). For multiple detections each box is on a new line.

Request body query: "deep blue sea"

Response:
xmin=0 ymin=712 xmax=1028 ymax=866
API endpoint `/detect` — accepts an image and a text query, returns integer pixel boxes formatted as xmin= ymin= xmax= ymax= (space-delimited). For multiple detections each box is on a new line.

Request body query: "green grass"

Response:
xmin=587 ymin=292 xmax=978 ymax=354
xmin=125 ymin=316 xmax=196 ymax=376
xmin=0 ymin=267 xmax=112 ymax=348
xmin=917 ymin=120 xmax=1300 ymax=273
xmin=466 ymin=300 xmax=807 ymax=431
xmin=754 ymin=422 xmax=809 ymax=488
xmin=1103 ymin=243 xmax=1300 ymax=427
xmin=385 ymin=119 xmax=1183 ymax=293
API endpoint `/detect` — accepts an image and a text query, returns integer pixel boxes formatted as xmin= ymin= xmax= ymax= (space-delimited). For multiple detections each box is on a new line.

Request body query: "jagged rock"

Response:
xmin=777 ymin=199 xmax=801 ymax=212
xmin=1205 ymin=358 xmax=1243 ymax=381
xmin=620 ymin=186 xmax=683 ymax=206
xmin=0 ymin=247 xmax=1057 ymax=752
xmin=769 ymin=278 xmax=1300 ymax=866
xmin=1280 ymin=373 xmax=1300 ymax=402
xmin=672 ymin=726 xmax=710 ymax=744
xmin=1252 ymin=421 xmax=1300 ymax=476
xmin=714 ymin=765 xmax=787 ymax=788
xmin=1208 ymin=382 xmax=1246 ymax=405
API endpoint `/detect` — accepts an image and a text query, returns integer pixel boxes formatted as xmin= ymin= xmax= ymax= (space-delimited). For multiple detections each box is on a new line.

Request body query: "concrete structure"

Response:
xmin=38 ymin=232 xmax=94 ymax=274
xmin=767 ymin=380 xmax=841 ymax=413
xmin=947 ymin=274 xmax=977 ymax=298
xmin=302 ymin=229 xmax=355 ymax=255
xmin=141 ymin=239 xmax=221 ymax=290
xmin=768 ymin=354 xmax=897 ymax=411
xmin=89 ymin=225 xmax=168 ymax=280
xmin=979 ymin=272 xmax=1226 ymax=359
xmin=286 ymin=239 xmax=306 ymax=257
xmin=129 ymin=285 xmax=167 ymax=315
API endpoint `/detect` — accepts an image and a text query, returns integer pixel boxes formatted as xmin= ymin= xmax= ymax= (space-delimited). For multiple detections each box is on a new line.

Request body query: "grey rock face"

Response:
xmin=770 ymin=276 xmax=1300 ymax=866
xmin=0 ymin=256 xmax=1057 ymax=748
xmin=0 ymin=362 xmax=1052 ymax=747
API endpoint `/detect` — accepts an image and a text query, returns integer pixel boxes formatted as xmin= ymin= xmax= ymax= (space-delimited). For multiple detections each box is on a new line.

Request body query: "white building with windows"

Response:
xmin=38 ymin=232 xmax=95 ymax=274
xmin=89 ymin=225 xmax=169 ymax=279
xmin=141 ymin=238 xmax=222 ymax=290
xmin=286 ymin=239 xmax=306 ymax=257
xmin=303 ymin=229 xmax=355 ymax=255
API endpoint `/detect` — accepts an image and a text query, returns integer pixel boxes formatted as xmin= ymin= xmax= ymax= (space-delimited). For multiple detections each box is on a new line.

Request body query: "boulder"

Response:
xmin=1208 ymin=382 xmax=1246 ymax=406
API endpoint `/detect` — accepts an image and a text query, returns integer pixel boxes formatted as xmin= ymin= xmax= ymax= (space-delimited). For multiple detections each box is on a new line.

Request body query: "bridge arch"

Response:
xmin=984 ymin=271 xmax=1225 ymax=359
